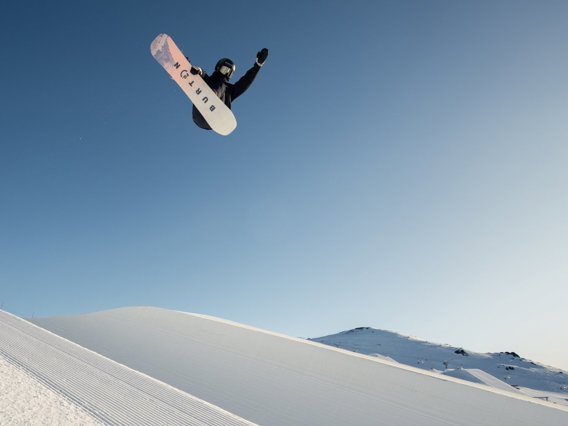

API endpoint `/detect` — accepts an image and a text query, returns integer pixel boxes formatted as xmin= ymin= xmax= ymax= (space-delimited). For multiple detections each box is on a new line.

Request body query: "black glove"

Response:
xmin=256 ymin=48 xmax=269 ymax=67
xmin=190 ymin=66 xmax=203 ymax=76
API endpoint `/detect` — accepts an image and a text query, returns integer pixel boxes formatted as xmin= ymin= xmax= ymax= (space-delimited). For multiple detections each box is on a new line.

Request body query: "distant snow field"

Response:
xmin=0 ymin=355 xmax=102 ymax=426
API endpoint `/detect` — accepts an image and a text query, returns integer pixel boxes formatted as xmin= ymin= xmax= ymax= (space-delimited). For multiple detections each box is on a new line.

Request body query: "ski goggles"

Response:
xmin=219 ymin=64 xmax=235 ymax=77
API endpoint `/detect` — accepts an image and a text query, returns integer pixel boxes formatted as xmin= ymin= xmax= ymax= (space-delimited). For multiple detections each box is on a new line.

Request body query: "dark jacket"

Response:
xmin=192 ymin=63 xmax=261 ymax=130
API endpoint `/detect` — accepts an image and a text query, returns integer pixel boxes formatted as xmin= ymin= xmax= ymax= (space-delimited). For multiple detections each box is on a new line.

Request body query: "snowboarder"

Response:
xmin=189 ymin=48 xmax=269 ymax=130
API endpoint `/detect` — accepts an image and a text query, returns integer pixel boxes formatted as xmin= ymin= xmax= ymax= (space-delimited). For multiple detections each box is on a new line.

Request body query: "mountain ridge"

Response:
xmin=310 ymin=327 xmax=568 ymax=398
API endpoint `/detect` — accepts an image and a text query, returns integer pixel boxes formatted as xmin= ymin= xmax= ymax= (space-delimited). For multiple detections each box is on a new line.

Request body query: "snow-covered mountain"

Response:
xmin=31 ymin=307 xmax=568 ymax=425
xmin=311 ymin=327 xmax=568 ymax=402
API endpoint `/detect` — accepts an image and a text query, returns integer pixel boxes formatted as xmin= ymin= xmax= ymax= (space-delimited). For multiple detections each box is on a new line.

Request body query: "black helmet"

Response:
xmin=215 ymin=58 xmax=236 ymax=79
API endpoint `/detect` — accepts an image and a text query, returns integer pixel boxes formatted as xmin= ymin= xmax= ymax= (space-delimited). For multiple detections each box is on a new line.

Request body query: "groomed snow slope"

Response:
xmin=0 ymin=310 xmax=254 ymax=426
xmin=34 ymin=307 xmax=568 ymax=426
xmin=0 ymin=355 xmax=103 ymax=425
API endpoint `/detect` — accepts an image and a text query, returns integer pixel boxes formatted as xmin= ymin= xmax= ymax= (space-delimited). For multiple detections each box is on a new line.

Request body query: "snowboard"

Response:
xmin=150 ymin=33 xmax=237 ymax=136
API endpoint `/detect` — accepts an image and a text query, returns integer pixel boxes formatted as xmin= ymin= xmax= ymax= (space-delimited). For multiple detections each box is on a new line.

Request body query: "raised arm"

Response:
xmin=232 ymin=48 xmax=269 ymax=100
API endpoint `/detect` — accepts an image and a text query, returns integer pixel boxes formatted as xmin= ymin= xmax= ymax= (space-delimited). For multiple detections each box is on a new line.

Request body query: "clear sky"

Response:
xmin=1 ymin=1 xmax=567 ymax=370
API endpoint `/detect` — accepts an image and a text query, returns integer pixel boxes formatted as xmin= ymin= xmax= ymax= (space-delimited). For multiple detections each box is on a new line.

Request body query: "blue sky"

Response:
xmin=1 ymin=1 xmax=567 ymax=369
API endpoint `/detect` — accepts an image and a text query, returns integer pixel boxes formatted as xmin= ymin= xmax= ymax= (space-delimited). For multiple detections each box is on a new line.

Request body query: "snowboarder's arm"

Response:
xmin=231 ymin=64 xmax=260 ymax=100
xmin=232 ymin=48 xmax=268 ymax=100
